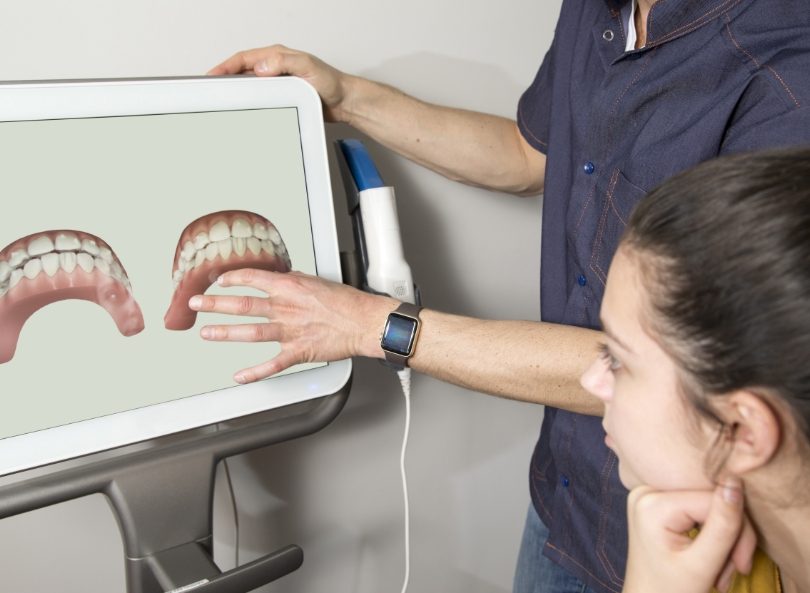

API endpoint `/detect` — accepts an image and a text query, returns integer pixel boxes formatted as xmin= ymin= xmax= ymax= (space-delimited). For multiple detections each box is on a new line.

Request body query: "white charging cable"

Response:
xmin=396 ymin=368 xmax=412 ymax=593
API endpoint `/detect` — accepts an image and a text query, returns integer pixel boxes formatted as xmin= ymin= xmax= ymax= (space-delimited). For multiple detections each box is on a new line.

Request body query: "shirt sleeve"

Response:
xmin=517 ymin=38 xmax=557 ymax=155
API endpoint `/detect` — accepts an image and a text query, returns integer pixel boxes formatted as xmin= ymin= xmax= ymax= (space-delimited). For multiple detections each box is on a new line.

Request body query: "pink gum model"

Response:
xmin=164 ymin=210 xmax=292 ymax=331
xmin=0 ymin=230 xmax=144 ymax=364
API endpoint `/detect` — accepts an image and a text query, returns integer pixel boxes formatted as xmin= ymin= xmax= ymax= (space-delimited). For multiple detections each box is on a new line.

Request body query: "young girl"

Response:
xmin=580 ymin=148 xmax=810 ymax=593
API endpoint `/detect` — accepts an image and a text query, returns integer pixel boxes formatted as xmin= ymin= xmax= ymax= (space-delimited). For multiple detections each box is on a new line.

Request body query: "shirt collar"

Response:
xmin=606 ymin=0 xmax=753 ymax=48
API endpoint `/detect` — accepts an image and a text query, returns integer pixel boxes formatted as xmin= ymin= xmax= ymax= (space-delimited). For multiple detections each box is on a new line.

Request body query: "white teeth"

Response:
xmin=175 ymin=218 xmax=285 ymax=275
xmin=60 ymin=252 xmax=77 ymax=274
xmin=231 ymin=218 xmax=253 ymax=239
xmin=217 ymin=239 xmax=232 ymax=260
xmin=94 ymin=257 xmax=110 ymax=275
xmin=246 ymin=237 xmax=261 ymax=256
xmin=99 ymin=247 xmax=114 ymax=264
xmin=111 ymin=261 xmax=126 ymax=282
xmin=0 ymin=261 xmax=9 ymax=283
xmin=55 ymin=232 xmax=81 ymax=251
xmin=253 ymin=224 xmax=269 ymax=240
xmin=41 ymin=253 xmax=60 ymax=277
xmin=182 ymin=241 xmax=195 ymax=262
xmin=173 ymin=269 xmax=183 ymax=284
xmin=28 ymin=236 xmax=55 ymax=257
xmin=209 ymin=221 xmax=230 ymax=242
xmin=194 ymin=232 xmax=210 ymax=250
xmin=77 ymin=252 xmax=94 ymax=273
xmin=81 ymin=239 xmax=100 ymax=257
xmin=9 ymin=250 xmax=28 ymax=267
xmin=23 ymin=258 xmax=42 ymax=280
xmin=0 ymin=285 xmax=6 ymax=298
xmin=10 ymin=268 xmax=23 ymax=289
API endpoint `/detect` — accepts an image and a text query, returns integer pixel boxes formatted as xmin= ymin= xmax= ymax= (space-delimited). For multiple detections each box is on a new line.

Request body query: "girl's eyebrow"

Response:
xmin=599 ymin=316 xmax=634 ymax=354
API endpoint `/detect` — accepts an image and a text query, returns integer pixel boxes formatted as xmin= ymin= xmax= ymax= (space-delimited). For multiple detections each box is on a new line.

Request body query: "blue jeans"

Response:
xmin=513 ymin=505 xmax=596 ymax=593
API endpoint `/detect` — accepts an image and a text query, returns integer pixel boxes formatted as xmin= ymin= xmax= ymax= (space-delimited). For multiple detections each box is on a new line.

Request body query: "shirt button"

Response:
xmin=583 ymin=161 xmax=595 ymax=175
xmin=602 ymin=29 xmax=615 ymax=42
xmin=561 ymin=475 xmax=570 ymax=488
xmin=578 ymin=274 xmax=587 ymax=287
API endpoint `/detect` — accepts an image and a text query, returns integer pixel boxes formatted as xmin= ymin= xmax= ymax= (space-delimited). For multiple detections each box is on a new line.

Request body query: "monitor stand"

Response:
xmin=0 ymin=382 xmax=350 ymax=593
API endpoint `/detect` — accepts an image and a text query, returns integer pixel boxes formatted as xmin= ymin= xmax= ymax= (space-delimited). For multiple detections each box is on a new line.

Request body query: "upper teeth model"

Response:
xmin=164 ymin=210 xmax=292 ymax=330
xmin=0 ymin=230 xmax=145 ymax=364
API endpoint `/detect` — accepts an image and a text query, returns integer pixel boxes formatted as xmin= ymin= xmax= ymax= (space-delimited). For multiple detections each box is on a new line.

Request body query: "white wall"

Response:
xmin=0 ymin=1 xmax=561 ymax=591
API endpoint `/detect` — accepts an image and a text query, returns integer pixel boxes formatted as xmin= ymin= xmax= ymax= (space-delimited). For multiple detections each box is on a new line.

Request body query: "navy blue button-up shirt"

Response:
xmin=517 ymin=1 xmax=810 ymax=591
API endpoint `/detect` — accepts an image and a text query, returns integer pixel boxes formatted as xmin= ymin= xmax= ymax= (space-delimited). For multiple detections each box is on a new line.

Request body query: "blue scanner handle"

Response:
xmin=337 ymin=139 xmax=385 ymax=191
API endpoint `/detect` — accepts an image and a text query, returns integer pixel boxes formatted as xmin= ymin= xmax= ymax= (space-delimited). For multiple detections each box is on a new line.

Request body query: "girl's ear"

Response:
xmin=717 ymin=391 xmax=782 ymax=476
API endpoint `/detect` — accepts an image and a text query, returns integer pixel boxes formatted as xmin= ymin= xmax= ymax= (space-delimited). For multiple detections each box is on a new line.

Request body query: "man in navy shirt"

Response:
xmin=204 ymin=1 xmax=810 ymax=591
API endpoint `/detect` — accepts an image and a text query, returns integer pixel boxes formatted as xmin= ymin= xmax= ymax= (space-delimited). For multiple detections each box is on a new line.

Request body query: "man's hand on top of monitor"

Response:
xmin=207 ymin=44 xmax=352 ymax=123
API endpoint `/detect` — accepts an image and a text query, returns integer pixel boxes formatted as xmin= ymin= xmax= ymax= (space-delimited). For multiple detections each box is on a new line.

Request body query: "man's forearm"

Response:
xmin=364 ymin=302 xmax=604 ymax=415
xmin=339 ymin=76 xmax=545 ymax=196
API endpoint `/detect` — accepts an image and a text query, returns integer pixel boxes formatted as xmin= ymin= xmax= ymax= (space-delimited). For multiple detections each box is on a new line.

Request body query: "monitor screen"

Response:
xmin=0 ymin=77 xmax=351 ymax=475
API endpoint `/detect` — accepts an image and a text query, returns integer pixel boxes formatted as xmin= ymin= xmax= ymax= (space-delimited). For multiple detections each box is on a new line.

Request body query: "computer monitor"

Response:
xmin=0 ymin=76 xmax=351 ymax=475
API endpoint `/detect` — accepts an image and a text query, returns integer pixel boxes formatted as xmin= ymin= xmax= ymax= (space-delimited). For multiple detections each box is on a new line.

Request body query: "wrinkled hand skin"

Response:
xmin=188 ymin=268 xmax=397 ymax=383
xmin=622 ymin=479 xmax=756 ymax=593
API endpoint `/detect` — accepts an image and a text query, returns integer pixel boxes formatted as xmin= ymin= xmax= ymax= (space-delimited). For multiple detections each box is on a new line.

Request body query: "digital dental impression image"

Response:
xmin=0 ymin=231 xmax=145 ymax=364
xmin=164 ymin=210 xmax=292 ymax=331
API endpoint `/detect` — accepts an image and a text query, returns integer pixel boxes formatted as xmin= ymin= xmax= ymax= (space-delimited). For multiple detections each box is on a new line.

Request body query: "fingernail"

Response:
xmin=722 ymin=476 xmax=743 ymax=504
xmin=235 ymin=373 xmax=247 ymax=384
xmin=718 ymin=562 xmax=736 ymax=593
xmin=189 ymin=296 xmax=202 ymax=309
xmin=254 ymin=61 xmax=269 ymax=74
xmin=217 ymin=275 xmax=225 ymax=285
xmin=200 ymin=327 xmax=211 ymax=339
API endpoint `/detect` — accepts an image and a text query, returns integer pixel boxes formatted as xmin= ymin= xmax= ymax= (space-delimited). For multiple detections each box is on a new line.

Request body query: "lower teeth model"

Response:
xmin=0 ymin=230 xmax=145 ymax=364
xmin=164 ymin=210 xmax=292 ymax=330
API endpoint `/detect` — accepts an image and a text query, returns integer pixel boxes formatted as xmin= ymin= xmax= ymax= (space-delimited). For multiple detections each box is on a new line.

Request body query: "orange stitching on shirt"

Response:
xmin=649 ymin=0 xmax=740 ymax=46
xmin=609 ymin=197 xmax=628 ymax=226
xmin=589 ymin=168 xmax=620 ymax=288
xmin=724 ymin=19 xmax=802 ymax=108
xmin=595 ymin=453 xmax=623 ymax=583
xmin=610 ymin=55 xmax=653 ymax=116
xmin=518 ymin=102 xmax=549 ymax=147
xmin=531 ymin=470 xmax=552 ymax=518
xmin=575 ymin=180 xmax=598 ymax=232
xmin=545 ymin=542 xmax=624 ymax=593
xmin=590 ymin=262 xmax=608 ymax=286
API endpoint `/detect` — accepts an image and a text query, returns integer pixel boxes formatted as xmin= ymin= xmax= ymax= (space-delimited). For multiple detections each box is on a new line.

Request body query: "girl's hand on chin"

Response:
xmin=622 ymin=477 xmax=756 ymax=593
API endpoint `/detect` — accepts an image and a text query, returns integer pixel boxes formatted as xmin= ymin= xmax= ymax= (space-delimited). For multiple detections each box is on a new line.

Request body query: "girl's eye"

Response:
xmin=597 ymin=342 xmax=622 ymax=372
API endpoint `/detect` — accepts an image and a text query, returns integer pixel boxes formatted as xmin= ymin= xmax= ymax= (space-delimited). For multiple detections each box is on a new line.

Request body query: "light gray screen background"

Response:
xmin=0 ymin=108 xmax=320 ymax=439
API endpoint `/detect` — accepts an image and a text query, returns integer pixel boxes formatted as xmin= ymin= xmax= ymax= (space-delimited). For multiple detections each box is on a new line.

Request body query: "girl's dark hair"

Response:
xmin=623 ymin=148 xmax=810 ymax=444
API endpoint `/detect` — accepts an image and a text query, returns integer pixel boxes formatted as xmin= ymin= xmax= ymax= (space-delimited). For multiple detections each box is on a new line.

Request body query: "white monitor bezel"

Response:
xmin=0 ymin=76 xmax=351 ymax=475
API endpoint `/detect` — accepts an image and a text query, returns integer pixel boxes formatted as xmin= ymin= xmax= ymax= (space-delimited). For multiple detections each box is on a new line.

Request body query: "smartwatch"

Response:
xmin=380 ymin=302 xmax=422 ymax=369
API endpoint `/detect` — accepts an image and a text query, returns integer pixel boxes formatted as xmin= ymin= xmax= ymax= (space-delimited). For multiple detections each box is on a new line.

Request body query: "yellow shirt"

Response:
xmin=721 ymin=549 xmax=781 ymax=593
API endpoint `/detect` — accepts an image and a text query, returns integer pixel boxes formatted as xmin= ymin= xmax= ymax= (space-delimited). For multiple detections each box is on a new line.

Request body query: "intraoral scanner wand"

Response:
xmin=337 ymin=139 xmax=416 ymax=593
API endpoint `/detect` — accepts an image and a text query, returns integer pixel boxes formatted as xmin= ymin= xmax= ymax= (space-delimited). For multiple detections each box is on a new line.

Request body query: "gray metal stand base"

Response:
xmin=0 ymin=382 xmax=349 ymax=593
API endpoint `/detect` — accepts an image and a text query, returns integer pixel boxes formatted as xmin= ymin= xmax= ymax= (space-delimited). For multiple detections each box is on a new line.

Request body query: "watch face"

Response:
xmin=381 ymin=313 xmax=418 ymax=356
